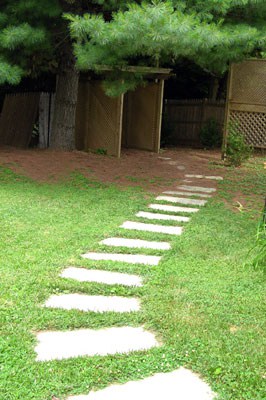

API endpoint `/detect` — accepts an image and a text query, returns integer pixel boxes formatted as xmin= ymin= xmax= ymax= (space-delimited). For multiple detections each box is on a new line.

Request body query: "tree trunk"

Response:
xmin=209 ymin=77 xmax=219 ymax=101
xmin=50 ymin=62 xmax=79 ymax=150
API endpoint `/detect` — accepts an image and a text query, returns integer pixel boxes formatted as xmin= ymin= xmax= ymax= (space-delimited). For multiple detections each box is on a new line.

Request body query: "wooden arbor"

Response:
xmin=224 ymin=59 xmax=266 ymax=149
xmin=75 ymin=67 xmax=171 ymax=157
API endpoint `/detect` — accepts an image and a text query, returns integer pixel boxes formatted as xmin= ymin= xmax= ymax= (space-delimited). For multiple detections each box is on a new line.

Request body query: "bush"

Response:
xmin=200 ymin=118 xmax=222 ymax=148
xmin=225 ymin=123 xmax=253 ymax=166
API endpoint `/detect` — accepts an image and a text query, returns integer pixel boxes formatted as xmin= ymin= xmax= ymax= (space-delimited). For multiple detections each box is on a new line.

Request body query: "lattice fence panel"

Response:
xmin=229 ymin=111 xmax=266 ymax=148
xmin=230 ymin=61 xmax=266 ymax=105
xmin=225 ymin=60 xmax=266 ymax=149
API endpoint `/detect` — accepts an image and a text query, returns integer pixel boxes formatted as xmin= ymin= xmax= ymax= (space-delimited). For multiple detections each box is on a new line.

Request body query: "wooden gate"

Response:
xmin=75 ymin=81 xmax=123 ymax=157
xmin=225 ymin=60 xmax=266 ymax=148
xmin=122 ymin=81 xmax=164 ymax=152
xmin=75 ymin=79 xmax=165 ymax=157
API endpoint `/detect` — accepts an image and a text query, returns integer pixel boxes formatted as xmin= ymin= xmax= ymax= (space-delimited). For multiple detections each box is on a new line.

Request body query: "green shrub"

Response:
xmin=200 ymin=118 xmax=222 ymax=148
xmin=95 ymin=148 xmax=107 ymax=155
xmin=225 ymin=123 xmax=253 ymax=166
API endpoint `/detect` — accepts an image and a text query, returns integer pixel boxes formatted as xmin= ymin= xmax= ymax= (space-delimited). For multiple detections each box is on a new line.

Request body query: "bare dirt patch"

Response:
xmin=0 ymin=146 xmax=224 ymax=193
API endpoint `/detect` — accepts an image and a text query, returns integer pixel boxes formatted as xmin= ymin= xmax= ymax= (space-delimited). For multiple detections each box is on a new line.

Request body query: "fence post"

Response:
xmin=222 ymin=67 xmax=233 ymax=160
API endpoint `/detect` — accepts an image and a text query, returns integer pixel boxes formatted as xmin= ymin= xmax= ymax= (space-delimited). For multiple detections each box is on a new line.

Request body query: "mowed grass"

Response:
xmin=0 ymin=160 xmax=265 ymax=400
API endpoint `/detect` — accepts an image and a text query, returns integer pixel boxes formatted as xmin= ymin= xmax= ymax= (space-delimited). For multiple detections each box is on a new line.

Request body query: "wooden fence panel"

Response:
xmin=225 ymin=60 xmax=266 ymax=149
xmin=85 ymin=82 xmax=123 ymax=157
xmin=39 ymin=93 xmax=55 ymax=148
xmin=123 ymin=81 xmax=164 ymax=152
xmin=163 ymin=99 xmax=225 ymax=147
xmin=0 ymin=93 xmax=40 ymax=147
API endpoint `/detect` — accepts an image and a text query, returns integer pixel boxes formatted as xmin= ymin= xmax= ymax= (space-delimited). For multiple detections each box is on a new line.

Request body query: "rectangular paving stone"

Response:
xmin=61 ymin=267 xmax=143 ymax=287
xmin=44 ymin=294 xmax=140 ymax=313
xmin=81 ymin=252 xmax=161 ymax=266
xmin=101 ymin=237 xmax=170 ymax=250
xmin=136 ymin=211 xmax=190 ymax=222
xmin=156 ymin=196 xmax=207 ymax=206
xmin=67 ymin=367 xmax=215 ymax=400
xmin=177 ymin=185 xmax=216 ymax=193
xmin=163 ymin=190 xmax=211 ymax=198
xmin=35 ymin=326 xmax=158 ymax=361
xmin=121 ymin=221 xmax=183 ymax=236
xmin=185 ymin=174 xmax=223 ymax=180
xmin=149 ymin=204 xmax=199 ymax=213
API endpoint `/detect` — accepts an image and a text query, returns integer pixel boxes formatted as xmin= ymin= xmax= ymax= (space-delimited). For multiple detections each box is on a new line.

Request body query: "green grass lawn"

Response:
xmin=0 ymin=160 xmax=265 ymax=400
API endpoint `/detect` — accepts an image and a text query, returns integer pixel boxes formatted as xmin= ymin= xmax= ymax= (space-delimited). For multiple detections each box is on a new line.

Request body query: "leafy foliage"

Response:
xmin=200 ymin=118 xmax=222 ymax=148
xmin=0 ymin=0 xmax=61 ymax=84
xmin=225 ymin=122 xmax=253 ymax=166
xmin=67 ymin=0 xmax=266 ymax=94
xmin=0 ymin=0 xmax=265 ymax=93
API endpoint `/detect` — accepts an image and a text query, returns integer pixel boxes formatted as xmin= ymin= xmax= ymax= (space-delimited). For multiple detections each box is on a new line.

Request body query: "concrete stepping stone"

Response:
xmin=149 ymin=204 xmax=199 ymax=213
xmin=67 ymin=367 xmax=215 ymax=400
xmin=185 ymin=174 xmax=223 ymax=180
xmin=101 ymin=237 xmax=170 ymax=250
xmin=121 ymin=221 xmax=183 ymax=236
xmin=156 ymin=196 xmax=207 ymax=206
xmin=166 ymin=161 xmax=178 ymax=165
xmin=61 ymin=267 xmax=143 ymax=287
xmin=158 ymin=156 xmax=171 ymax=160
xmin=35 ymin=326 xmax=158 ymax=361
xmin=81 ymin=252 xmax=161 ymax=266
xmin=45 ymin=294 xmax=140 ymax=313
xmin=163 ymin=190 xmax=211 ymax=198
xmin=136 ymin=211 xmax=190 ymax=222
xmin=177 ymin=185 xmax=216 ymax=193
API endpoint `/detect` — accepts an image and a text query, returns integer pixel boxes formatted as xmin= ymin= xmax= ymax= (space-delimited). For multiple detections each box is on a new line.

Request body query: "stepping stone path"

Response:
xmin=185 ymin=174 xmax=223 ymax=181
xmin=149 ymin=203 xmax=199 ymax=213
xmin=61 ymin=267 xmax=143 ymax=287
xmin=81 ymin=252 xmax=161 ymax=266
xmin=67 ymin=367 xmax=215 ymax=400
xmin=45 ymin=294 xmax=141 ymax=313
xmin=156 ymin=195 xmax=207 ymax=206
xmin=34 ymin=169 xmax=221 ymax=399
xmin=178 ymin=185 xmax=216 ymax=193
xmin=163 ymin=190 xmax=212 ymax=198
xmin=35 ymin=327 xmax=158 ymax=361
xmin=101 ymin=237 xmax=171 ymax=250
xmin=121 ymin=221 xmax=183 ymax=236
xmin=136 ymin=211 xmax=190 ymax=222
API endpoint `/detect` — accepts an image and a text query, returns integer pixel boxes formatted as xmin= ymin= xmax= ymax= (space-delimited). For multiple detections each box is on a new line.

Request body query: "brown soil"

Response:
xmin=0 ymin=146 xmax=224 ymax=193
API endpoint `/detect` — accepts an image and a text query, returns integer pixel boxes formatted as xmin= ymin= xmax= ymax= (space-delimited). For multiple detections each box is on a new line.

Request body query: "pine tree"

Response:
xmin=69 ymin=0 xmax=266 ymax=95
xmin=1 ymin=1 xmax=265 ymax=149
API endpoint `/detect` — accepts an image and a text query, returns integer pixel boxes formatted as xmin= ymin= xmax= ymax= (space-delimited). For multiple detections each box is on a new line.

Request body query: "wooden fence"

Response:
xmin=225 ymin=60 xmax=266 ymax=149
xmin=162 ymin=98 xmax=225 ymax=147
xmin=0 ymin=92 xmax=40 ymax=147
xmin=0 ymin=92 xmax=55 ymax=148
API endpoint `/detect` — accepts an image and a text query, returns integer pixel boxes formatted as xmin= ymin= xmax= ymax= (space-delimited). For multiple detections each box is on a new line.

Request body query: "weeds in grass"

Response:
xmin=249 ymin=200 xmax=266 ymax=273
